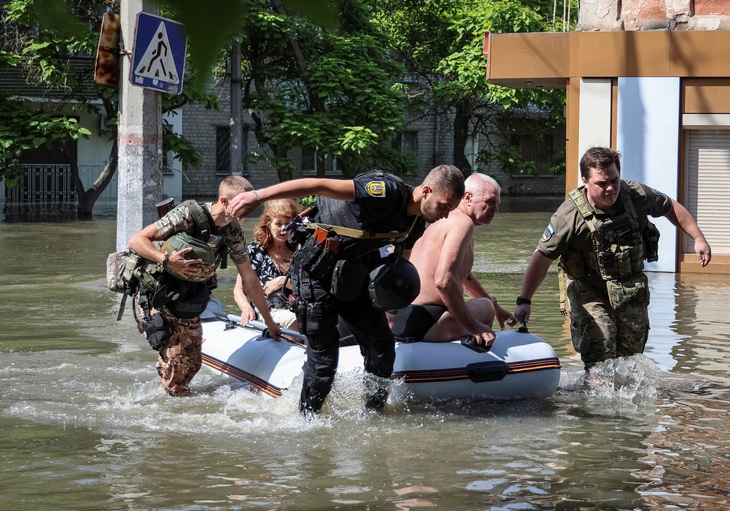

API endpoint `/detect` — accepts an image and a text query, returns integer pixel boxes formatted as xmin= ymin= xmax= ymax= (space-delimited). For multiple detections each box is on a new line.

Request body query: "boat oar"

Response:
xmin=246 ymin=320 xmax=308 ymax=345
xmin=203 ymin=298 xmax=306 ymax=344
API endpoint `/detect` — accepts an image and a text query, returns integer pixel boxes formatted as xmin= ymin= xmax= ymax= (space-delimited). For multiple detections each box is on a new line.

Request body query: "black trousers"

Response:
xmin=292 ymin=261 xmax=395 ymax=414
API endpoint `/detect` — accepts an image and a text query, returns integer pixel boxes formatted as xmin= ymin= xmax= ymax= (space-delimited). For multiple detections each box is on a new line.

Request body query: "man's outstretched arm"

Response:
xmin=664 ymin=199 xmax=711 ymax=267
xmin=228 ymin=179 xmax=355 ymax=220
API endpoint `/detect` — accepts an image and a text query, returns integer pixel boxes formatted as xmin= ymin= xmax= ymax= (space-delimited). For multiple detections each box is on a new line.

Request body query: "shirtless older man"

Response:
xmin=391 ymin=173 xmax=517 ymax=348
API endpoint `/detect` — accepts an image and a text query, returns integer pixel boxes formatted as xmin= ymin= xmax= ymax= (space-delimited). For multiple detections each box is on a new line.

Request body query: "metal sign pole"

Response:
xmin=116 ymin=0 xmax=163 ymax=251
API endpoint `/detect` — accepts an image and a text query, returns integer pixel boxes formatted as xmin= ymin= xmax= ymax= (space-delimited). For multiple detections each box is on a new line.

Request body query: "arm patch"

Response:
xmin=365 ymin=181 xmax=386 ymax=197
xmin=541 ymin=224 xmax=555 ymax=242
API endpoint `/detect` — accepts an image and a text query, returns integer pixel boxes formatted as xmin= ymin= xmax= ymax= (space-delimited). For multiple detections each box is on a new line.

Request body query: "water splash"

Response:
xmin=556 ymin=354 xmax=661 ymax=414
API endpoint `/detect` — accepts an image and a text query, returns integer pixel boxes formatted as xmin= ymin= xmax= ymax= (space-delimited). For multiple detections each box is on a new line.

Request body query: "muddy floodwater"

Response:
xmin=1 ymin=199 xmax=729 ymax=511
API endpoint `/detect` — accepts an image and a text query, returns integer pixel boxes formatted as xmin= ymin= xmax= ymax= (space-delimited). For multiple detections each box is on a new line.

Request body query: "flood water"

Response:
xmin=1 ymin=199 xmax=729 ymax=511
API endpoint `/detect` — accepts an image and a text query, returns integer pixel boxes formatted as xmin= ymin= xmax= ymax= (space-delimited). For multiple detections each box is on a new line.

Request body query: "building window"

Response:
xmin=300 ymin=146 xmax=341 ymax=177
xmin=216 ymin=126 xmax=249 ymax=175
xmin=393 ymin=131 xmax=419 ymax=153
xmin=465 ymin=133 xmax=479 ymax=170
xmin=511 ymin=133 xmax=555 ymax=174
xmin=216 ymin=126 xmax=230 ymax=174
xmin=162 ymin=152 xmax=172 ymax=174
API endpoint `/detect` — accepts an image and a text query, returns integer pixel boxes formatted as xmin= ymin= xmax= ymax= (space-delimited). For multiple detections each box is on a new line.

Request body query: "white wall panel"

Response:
xmin=578 ymin=79 xmax=613 ymax=188
xmin=617 ymin=77 xmax=681 ymax=272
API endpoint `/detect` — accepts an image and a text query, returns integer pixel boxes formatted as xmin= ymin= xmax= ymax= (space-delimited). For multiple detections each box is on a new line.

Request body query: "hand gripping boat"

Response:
xmin=201 ymin=300 xmax=561 ymax=401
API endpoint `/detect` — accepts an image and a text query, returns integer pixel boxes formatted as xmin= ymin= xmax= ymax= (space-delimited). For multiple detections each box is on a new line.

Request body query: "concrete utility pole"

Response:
xmin=230 ymin=43 xmax=244 ymax=176
xmin=116 ymin=0 xmax=163 ymax=251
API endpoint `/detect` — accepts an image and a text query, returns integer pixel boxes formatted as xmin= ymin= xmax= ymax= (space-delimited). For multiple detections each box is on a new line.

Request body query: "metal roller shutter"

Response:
xmin=684 ymin=130 xmax=730 ymax=254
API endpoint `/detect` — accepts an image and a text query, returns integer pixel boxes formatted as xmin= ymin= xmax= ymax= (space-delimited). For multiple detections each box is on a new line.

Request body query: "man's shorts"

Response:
xmin=391 ymin=304 xmax=447 ymax=343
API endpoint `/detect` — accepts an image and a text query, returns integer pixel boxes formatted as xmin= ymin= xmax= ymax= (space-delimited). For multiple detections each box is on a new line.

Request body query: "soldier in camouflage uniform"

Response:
xmin=128 ymin=176 xmax=282 ymax=396
xmin=514 ymin=147 xmax=711 ymax=373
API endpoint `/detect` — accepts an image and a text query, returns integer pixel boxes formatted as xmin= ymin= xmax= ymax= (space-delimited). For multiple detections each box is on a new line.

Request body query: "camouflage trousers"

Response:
xmin=136 ymin=296 xmax=203 ymax=396
xmin=155 ymin=307 xmax=203 ymax=396
xmin=567 ymin=275 xmax=649 ymax=370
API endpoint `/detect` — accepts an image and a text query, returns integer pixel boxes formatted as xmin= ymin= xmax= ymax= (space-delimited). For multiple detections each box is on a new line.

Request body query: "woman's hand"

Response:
xmin=263 ymin=276 xmax=287 ymax=296
xmin=239 ymin=303 xmax=257 ymax=325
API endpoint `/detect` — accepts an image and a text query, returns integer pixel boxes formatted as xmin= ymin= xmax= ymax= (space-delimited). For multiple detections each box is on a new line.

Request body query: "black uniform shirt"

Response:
xmin=317 ymin=171 xmax=426 ymax=252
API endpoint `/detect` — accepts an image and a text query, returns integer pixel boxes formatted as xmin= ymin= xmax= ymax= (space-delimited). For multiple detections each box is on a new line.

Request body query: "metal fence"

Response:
xmin=4 ymin=164 xmax=116 ymax=205
xmin=5 ymin=164 xmax=76 ymax=203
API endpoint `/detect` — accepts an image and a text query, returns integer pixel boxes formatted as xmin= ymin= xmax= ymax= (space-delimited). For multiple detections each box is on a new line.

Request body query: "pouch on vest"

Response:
xmin=606 ymin=273 xmax=649 ymax=310
xmin=643 ymin=221 xmax=660 ymax=262
xmin=595 ymin=244 xmax=644 ymax=280
xmin=295 ymin=300 xmax=338 ymax=334
xmin=141 ymin=312 xmax=172 ymax=351
xmin=106 ymin=251 xmax=130 ymax=293
xmin=107 ymin=250 xmax=143 ymax=292
xmin=331 ymin=259 xmax=368 ymax=301
xmin=134 ymin=261 xmax=167 ymax=297
xmin=298 ymin=228 xmax=339 ymax=281
xmin=166 ymin=284 xmax=211 ymax=319
xmin=558 ymin=249 xmax=585 ymax=279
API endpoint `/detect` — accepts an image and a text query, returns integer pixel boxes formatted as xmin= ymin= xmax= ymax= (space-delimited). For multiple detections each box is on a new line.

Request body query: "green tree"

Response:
xmin=237 ymin=0 xmax=406 ymax=180
xmin=373 ymin=0 xmax=574 ymax=175
xmin=0 ymin=0 xmax=218 ymax=217
xmin=2 ymin=0 xmax=407 ymax=208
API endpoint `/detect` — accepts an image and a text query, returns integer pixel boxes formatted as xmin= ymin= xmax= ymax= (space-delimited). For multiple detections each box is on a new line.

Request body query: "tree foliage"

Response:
xmin=2 ymin=0 xmax=577 ymax=214
xmin=238 ymin=0 xmax=406 ymax=179
xmin=0 ymin=1 xmax=97 ymax=189
xmin=373 ymin=0 xmax=575 ymax=176
xmin=0 ymin=0 xmax=219 ymax=216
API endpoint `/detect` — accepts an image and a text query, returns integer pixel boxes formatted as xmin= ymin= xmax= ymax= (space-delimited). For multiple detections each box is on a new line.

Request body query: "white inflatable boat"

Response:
xmin=200 ymin=301 xmax=561 ymax=402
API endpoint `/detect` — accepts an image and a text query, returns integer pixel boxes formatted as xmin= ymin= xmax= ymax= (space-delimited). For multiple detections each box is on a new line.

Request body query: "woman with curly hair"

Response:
xmin=234 ymin=199 xmax=301 ymax=330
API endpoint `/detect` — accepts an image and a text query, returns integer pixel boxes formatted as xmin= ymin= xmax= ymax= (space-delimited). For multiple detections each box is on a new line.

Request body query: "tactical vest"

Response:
xmin=134 ymin=201 xmax=225 ymax=293
xmin=314 ymin=170 xmax=416 ymax=258
xmin=564 ymin=183 xmax=645 ymax=281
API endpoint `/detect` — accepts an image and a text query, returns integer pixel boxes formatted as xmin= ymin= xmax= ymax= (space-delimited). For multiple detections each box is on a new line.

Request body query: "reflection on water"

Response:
xmin=2 ymin=203 xmax=82 ymax=223
xmin=1 ymin=198 xmax=729 ymax=510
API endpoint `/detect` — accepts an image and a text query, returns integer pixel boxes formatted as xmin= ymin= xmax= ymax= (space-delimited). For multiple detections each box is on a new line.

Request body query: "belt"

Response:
xmin=307 ymin=222 xmax=413 ymax=241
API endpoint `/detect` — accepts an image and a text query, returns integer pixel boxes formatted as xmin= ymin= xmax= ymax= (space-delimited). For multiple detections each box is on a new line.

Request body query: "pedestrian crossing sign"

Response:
xmin=131 ymin=12 xmax=187 ymax=94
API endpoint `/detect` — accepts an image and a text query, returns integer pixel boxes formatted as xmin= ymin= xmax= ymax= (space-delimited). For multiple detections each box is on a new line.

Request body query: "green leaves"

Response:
xmin=373 ymin=0 xmax=572 ymax=175
xmin=0 ymin=0 xmax=222 ymax=192
xmin=339 ymin=127 xmax=378 ymax=153
xmin=0 ymin=97 xmax=91 ymax=183
xmin=241 ymin=0 xmax=406 ymax=176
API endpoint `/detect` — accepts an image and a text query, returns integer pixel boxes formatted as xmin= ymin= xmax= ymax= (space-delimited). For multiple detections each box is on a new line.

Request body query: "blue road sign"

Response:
xmin=131 ymin=12 xmax=187 ymax=94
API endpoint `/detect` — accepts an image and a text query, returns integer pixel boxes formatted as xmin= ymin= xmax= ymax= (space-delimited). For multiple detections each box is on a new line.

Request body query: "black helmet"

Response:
xmin=368 ymin=254 xmax=421 ymax=311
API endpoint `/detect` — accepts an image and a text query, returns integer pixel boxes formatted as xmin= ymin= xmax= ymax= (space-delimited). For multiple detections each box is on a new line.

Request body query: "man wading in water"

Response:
xmin=228 ymin=165 xmax=465 ymax=416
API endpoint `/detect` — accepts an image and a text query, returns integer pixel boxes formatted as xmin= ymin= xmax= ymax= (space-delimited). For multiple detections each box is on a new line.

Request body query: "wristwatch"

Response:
xmin=162 ymin=253 xmax=170 ymax=269
xmin=489 ymin=296 xmax=498 ymax=304
xmin=516 ymin=296 xmax=532 ymax=306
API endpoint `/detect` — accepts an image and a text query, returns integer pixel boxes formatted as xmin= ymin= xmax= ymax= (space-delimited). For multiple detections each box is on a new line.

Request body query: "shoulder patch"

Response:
xmin=541 ymin=224 xmax=555 ymax=242
xmin=365 ymin=180 xmax=386 ymax=197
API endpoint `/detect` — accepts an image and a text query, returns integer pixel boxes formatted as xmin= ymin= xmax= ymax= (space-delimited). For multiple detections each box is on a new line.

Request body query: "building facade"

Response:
xmin=179 ymin=75 xmax=565 ymax=201
xmin=485 ymin=1 xmax=730 ymax=274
